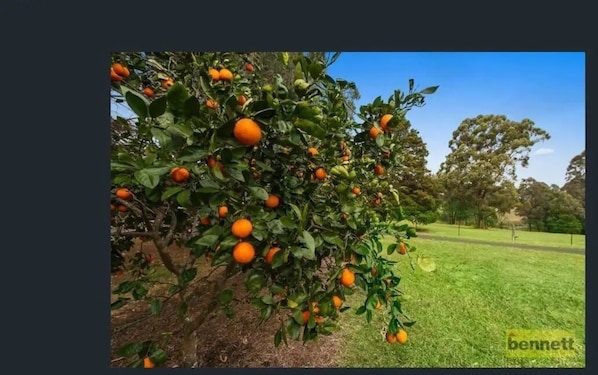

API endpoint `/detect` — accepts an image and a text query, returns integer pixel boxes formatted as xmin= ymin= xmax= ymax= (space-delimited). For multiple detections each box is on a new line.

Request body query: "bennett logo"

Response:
xmin=505 ymin=330 xmax=576 ymax=358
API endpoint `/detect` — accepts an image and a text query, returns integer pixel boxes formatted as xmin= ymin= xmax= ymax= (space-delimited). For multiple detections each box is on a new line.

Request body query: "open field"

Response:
xmin=336 ymin=238 xmax=586 ymax=368
xmin=412 ymin=222 xmax=585 ymax=250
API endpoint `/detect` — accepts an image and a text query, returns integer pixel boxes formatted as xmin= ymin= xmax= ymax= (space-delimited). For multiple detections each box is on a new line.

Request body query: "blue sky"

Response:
xmin=326 ymin=52 xmax=585 ymax=187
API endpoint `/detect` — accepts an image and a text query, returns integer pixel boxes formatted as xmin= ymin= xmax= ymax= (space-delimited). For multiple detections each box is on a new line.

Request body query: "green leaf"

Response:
xmin=261 ymin=295 xmax=274 ymax=305
xmin=355 ymin=305 xmax=366 ymax=315
xmin=280 ymin=216 xmax=296 ymax=229
xmin=150 ymin=299 xmax=162 ymax=315
xmin=178 ymin=267 xmax=198 ymax=286
xmin=117 ymin=342 xmax=143 ymax=357
xmin=227 ymin=168 xmax=245 ymax=182
xmin=291 ymin=246 xmax=315 ymax=260
xmin=168 ymin=122 xmax=193 ymax=138
xmin=346 ymin=216 xmax=357 ymax=230
xmin=175 ymin=189 xmax=190 ymax=207
xmin=167 ymin=83 xmax=190 ymax=116
xmin=421 ymin=86 xmax=439 ymax=95
xmin=245 ymin=273 xmax=266 ymax=294
xmin=151 ymin=128 xmax=171 ymax=148
xmin=294 ymin=119 xmax=326 ymax=139
xmin=149 ymin=349 xmax=167 ymax=365
xmin=248 ymin=186 xmax=269 ymax=200
xmin=125 ymin=91 xmax=149 ymax=120
xmin=301 ymin=231 xmax=315 ymax=253
xmin=194 ymin=234 xmax=219 ymax=248
xmin=179 ymin=150 xmax=209 ymax=162
xmin=375 ymin=133 xmax=385 ymax=147
xmin=113 ymin=280 xmax=135 ymax=294
xmin=111 ymin=299 xmax=127 ymax=310
xmin=387 ymin=243 xmax=397 ymax=255
xmin=149 ymin=96 xmax=168 ymax=118
xmin=417 ymin=257 xmax=437 ymax=272
xmin=134 ymin=167 xmax=169 ymax=189
xmin=274 ymin=329 xmax=283 ymax=347
xmin=183 ymin=96 xmax=201 ymax=118
xmin=218 ymin=289 xmax=234 ymax=305
xmin=161 ymin=186 xmax=184 ymax=201
xmin=132 ymin=284 xmax=148 ymax=300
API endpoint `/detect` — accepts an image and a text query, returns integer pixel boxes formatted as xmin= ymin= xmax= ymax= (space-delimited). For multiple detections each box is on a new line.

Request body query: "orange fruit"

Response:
xmin=340 ymin=268 xmax=355 ymax=287
xmin=245 ymin=63 xmax=254 ymax=72
xmin=396 ymin=329 xmax=408 ymax=344
xmin=232 ymin=241 xmax=255 ymax=264
xmin=383 ymin=150 xmax=391 ymax=158
xmin=352 ymin=187 xmax=361 ymax=195
xmin=399 ymin=242 xmax=407 ymax=255
xmin=265 ymin=247 xmax=281 ymax=264
xmin=302 ymin=310 xmax=310 ymax=324
xmin=170 ymin=166 xmax=190 ymax=183
xmin=377 ymin=192 xmax=384 ymax=198
xmin=143 ymin=87 xmax=154 ymax=97
xmin=386 ymin=332 xmax=397 ymax=344
xmin=112 ymin=63 xmax=127 ymax=77
xmin=200 ymin=217 xmax=211 ymax=225
xmin=314 ymin=316 xmax=325 ymax=324
xmin=264 ymin=194 xmax=280 ymax=208
xmin=380 ymin=114 xmax=393 ymax=132
xmin=110 ymin=68 xmax=123 ymax=81
xmin=233 ymin=118 xmax=262 ymax=146
xmin=208 ymin=68 xmax=220 ymax=81
xmin=369 ymin=126 xmax=383 ymax=138
xmin=374 ymin=164 xmax=385 ymax=176
xmin=207 ymin=156 xmax=217 ymax=168
xmin=237 ymin=95 xmax=247 ymax=105
xmin=311 ymin=302 xmax=320 ymax=314
xmin=307 ymin=147 xmax=319 ymax=156
xmin=372 ymin=198 xmax=381 ymax=206
xmin=116 ymin=188 xmax=132 ymax=200
xmin=231 ymin=218 xmax=253 ymax=239
xmin=314 ymin=167 xmax=327 ymax=180
xmin=344 ymin=149 xmax=351 ymax=156
xmin=218 ymin=205 xmax=228 ymax=218
xmin=118 ymin=205 xmax=128 ymax=212
xmin=161 ymin=78 xmax=174 ymax=89
xmin=206 ymin=99 xmax=219 ymax=109
xmin=219 ymin=68 xmax=233 ymax=81
xmin=341 ymin=155 xmax=349 ymax=162
xmin=339 ymin=140 xmax=347 ymax=149
xmin=143 ymin=357 xmax=155 ymax=368
xmin=332 ymin=295 xmax=343 ymax=309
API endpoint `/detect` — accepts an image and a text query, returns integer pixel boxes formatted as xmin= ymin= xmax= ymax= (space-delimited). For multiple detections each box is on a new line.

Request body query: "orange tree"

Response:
xmin=110 ymin=52 xmax=438 ymax=367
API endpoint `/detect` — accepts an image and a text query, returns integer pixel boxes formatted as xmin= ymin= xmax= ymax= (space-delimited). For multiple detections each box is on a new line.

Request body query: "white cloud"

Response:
xmin=535 ymin=148 xmax=555 ymax=156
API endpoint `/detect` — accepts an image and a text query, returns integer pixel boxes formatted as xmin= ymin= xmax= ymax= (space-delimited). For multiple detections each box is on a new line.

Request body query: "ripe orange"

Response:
xmin=237 ymin=95 xmax=247 ymax=105
xmin=314 ymin=316 xmax=325 ymax=324
xmin=200 ymin=217 xmax=211 ymax=225
xmin=307 ymin=147 xmax=319 ymax=156
xmin=170 ymin=166 xmax=190 ymax=183
xmin=143 ymin=357 xmax=155 ymax=368
xmin=233 ymin=118 xmax=262 ymax=146
xmin=265 ymin=194 xmax=280 ymax=208
xmin=341 ymin=155 xmax=349 ymax=162
xmin=314 ymin=167 xmax=327 ymax=180
xmin=208 ymin=68 xmax=220 ymax=81
xmin=311 ymin=302 xmax=320 ymax=314
xmin=161 ymin=78 xmax=174 ymax=89
xmin=116 ymin=188 xmax=132 ymax=200
xmin=265 ymin=247 xmax=281 ymax=264
xmin=302 ymin=310 xmax=310 ymax=324
xmin=369 ymin=126 xmax=383 ymax=138
xmin=219 ymin=68 xmax=233 ymax=81
xmin=118 ymin=205 xmax=128 ymax=212
xmin=112 ymin=63 xmax=127 ymax=77
xmin=396 ymin=329 xmax=408 ymax=344
xmin=386 ymin=332 xmax=397 ymax=344
xmin=332 ymin=295 xmax=343 ymax=309
xmin=232 ymin=241 xmax=255 ymax=264
xmin=399 ymin=242 xmax=407 ymax=255
xmin=352 ymin=187 xmax=361 ymax=195
xmin=372 ymin=198 xmax=381 ymax=206
xmin=344 ymin=149 xmax=351 ymax=156
xmin=374 ymin=164 xmax=385 ymax=176
xmin=110 ymin=68 xmax=123 ymax=82
xmin=218 ymin=205 xmax=228 ymax=218
xmin=245 ymin=63 xmax=254 ymax=72
xmin=380 ymin=114 xmax=393 ymax=131
xmin=206 ymin=99 xmax=219 ymax=109
xmin=143 ymin=87 xmax=155 ymax=97
xmin=377 ymin=192 xmax=384 ymax=198
xmin=340 ymin=268 xmax=355 ymax=287
xmin=231 ymin=218 xmax=253 ymax=239
xmin=207 ymin=156 xmax=217 ymax=168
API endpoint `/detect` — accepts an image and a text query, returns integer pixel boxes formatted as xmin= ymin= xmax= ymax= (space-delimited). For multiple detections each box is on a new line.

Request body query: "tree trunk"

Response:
xmin=476 ymin=212 xmax=485 ymax=229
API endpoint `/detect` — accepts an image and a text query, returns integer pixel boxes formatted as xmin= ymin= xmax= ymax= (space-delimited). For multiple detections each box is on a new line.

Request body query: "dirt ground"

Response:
xmin=110 ymin=241 xmax=342 ymax=368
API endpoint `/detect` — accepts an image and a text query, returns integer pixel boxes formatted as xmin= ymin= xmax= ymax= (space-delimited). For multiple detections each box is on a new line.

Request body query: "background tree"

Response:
xmin=438 ymin=114 xmax=551 ymax=228
xmin=561 ymin=149 xmax=585 ymax=234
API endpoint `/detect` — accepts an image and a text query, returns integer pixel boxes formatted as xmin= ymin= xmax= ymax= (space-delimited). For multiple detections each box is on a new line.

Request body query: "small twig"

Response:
xmin=111 ymin=356 xmax=126 ymax=363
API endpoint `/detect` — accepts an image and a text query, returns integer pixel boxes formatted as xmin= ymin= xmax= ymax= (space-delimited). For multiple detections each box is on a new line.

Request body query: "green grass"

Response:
xmin=336 ymin=238 xmax=586 ymax=368
xmin=414 ymin=222 xmax=585 ymax=250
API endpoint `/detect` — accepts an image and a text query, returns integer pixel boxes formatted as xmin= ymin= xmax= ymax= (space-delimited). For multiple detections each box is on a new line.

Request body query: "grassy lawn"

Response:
xmin=336 ymin=238 xmax=586 ymax=368
xmin=414 ymin=222 xmax=585 ymax=250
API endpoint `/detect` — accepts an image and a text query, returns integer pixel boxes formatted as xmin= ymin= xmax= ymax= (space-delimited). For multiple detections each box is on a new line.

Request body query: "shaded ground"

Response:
xmin=414 ymin=233 xmax=585 ymax=255
xmin=110 ymin=241 xmax=342 ymax=368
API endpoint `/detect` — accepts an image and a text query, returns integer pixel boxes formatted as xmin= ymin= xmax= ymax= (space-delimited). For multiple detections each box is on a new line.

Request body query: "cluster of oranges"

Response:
xmin=110 ymin=63 xmax=130 ymax=82
xmin=386 ymin=328 xmax=408 ymax=344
